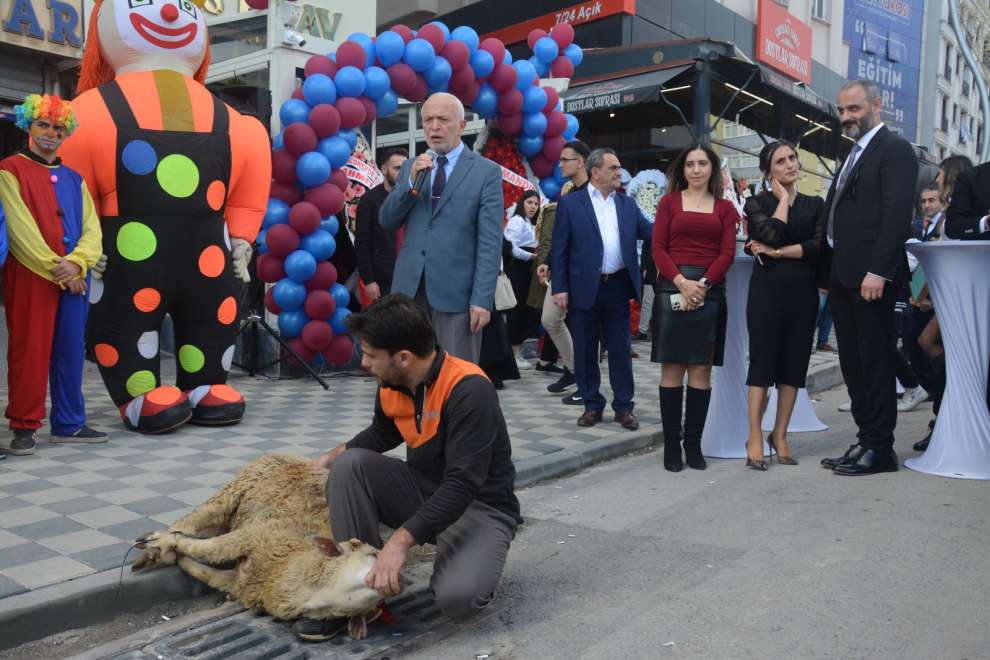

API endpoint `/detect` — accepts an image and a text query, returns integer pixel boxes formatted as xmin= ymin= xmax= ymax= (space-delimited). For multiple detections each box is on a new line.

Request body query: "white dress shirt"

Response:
xmin=828 ymin=122 xmax=885 ymax=248
xmin=504 ymin=214 xmax=537 ymax=260
xmin=408 ymin=140 xmax=465 ymax=189
xmin=588 ymin=186 xmax=624 ymax=273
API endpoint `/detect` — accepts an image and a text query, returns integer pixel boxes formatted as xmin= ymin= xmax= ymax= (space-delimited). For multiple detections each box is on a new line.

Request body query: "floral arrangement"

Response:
xmin=480 ymin=129 xmax=529 ymax=209
xmin=627 ymin=169 xmax=667 ymax=220
xmin=341 ymin=132 xmax=376 ymax=232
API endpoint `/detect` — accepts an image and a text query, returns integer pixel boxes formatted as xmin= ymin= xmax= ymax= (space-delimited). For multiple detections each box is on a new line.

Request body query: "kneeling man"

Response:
xmin=301 ymin=294 xmax=521 ymax=640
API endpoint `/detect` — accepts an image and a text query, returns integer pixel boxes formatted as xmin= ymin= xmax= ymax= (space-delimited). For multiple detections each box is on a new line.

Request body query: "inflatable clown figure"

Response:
xmin=60 ymin=0 xmax=271 ymax=433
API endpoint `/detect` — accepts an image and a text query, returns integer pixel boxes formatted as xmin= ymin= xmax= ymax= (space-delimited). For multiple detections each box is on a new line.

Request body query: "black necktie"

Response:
xmin=431 ymin=155 xmax=448 ymax=213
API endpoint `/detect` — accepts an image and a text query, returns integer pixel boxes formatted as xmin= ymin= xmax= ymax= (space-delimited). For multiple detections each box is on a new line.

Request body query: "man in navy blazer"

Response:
xmin=550 ymin=148 xmax=653 ymax=429
xmin=380 ymin=93 xmax=503 ymax=363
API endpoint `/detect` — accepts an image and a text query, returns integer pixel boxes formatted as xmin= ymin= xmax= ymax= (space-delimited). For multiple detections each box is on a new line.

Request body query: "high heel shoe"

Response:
xmin=745 ymin=440 xmax=767 ymax=471
xmin=766 ymin=434 xmax=798 ymax=465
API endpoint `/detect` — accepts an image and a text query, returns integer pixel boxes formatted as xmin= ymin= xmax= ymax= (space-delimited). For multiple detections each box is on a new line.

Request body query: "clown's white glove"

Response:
xmin=91 ymin=254 xmax=108 ymax=280
xmin=231 ymin=238 xmax=253 ymax=283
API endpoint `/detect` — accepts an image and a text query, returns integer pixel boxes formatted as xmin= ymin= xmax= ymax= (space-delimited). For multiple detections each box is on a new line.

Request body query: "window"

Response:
xmin=811 ymin=0 xmax=830 ymax=21
xmin=723 ymin=119 xmax=754 ymax=139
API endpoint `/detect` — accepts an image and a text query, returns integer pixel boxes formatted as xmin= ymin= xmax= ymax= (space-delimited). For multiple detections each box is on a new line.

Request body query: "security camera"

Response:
xmin=282 ymin=28 xmax=306 ymax=47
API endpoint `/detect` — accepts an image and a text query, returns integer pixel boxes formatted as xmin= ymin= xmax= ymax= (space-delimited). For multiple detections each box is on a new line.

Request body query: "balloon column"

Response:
xmin=261 ymin=22 xmax=584 ymax=365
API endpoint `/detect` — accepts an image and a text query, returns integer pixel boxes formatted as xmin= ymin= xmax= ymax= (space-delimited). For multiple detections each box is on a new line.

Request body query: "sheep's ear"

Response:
xmin=313 ymin=536 xmax=341 ymax=557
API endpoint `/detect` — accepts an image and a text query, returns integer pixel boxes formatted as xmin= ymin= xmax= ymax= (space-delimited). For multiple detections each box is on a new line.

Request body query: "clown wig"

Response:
xmin=14 ymin=94 xmax=79 ymax=135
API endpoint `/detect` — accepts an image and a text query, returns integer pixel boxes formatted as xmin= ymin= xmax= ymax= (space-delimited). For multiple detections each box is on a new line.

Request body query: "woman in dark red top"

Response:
xmin=651 ymin=143 xmax=739 ymax=472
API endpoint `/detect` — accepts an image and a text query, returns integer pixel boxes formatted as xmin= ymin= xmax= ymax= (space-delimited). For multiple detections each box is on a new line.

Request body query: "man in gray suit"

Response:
xmin=380 ymin=93 xmax=503 ymax=363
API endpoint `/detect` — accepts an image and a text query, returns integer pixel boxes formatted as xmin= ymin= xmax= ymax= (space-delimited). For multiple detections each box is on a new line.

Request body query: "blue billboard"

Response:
xmin=843 ymin=0 xmax=925 ymax=143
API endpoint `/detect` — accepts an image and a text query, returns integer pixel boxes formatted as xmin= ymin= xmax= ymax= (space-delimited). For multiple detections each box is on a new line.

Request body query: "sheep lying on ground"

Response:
xmin=132 ymin=454 xmax=391 ymax=638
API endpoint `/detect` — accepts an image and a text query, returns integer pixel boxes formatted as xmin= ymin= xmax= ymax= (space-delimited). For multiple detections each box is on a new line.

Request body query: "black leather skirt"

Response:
xmin=651 ymin=265 xmax=727 ymax=366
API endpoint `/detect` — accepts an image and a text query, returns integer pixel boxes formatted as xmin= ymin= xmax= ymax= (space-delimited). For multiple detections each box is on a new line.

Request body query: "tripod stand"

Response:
xmin=233 ymin=309 xmax=330 ymax=390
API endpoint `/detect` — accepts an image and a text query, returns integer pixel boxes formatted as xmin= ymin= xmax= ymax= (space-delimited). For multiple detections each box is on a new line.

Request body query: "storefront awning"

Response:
xmin=562 ymin=65 xmax=692 ymax=115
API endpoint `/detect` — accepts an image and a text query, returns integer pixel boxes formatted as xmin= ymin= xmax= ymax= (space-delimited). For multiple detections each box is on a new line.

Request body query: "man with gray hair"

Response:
xmin=820 ymin=79 xmax=919 ymax=476
xmin=380 ymin=93 xmax=503 ymax=363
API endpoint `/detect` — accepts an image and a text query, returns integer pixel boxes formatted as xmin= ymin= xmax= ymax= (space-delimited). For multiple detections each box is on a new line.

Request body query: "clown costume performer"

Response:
xmin=60 ymin=0 xmax=271 ymax=433
xmin=0 ymin=94 xmax=107 ymax=456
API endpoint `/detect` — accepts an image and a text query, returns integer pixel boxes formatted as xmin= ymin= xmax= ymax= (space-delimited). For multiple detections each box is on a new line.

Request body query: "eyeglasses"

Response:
xmin=559 ymin=157 xmax=579 ymax=163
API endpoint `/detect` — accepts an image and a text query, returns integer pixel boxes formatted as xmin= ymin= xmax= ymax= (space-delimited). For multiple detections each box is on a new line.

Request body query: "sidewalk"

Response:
xmin=0 ymin=334 xmax=841 ymax=641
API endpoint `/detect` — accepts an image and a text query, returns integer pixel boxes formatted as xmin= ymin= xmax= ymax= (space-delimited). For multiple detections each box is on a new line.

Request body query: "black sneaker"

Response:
xmin=561 ymin=392 xmax=583 ymax=406
xmin=293 ymin=616 xmax=349 ymax=642
xmin=633 ymin=332 xmax=649 ymax=341
xmin=534 ymin=361 xmax=564 ymax=374
xmin=9 ymin=429 xmax=36 ymax=456
xmin=547 ymin=368 xmax=575 ymax=393
xmin=52 ymin=425 xmax=109 ymax=444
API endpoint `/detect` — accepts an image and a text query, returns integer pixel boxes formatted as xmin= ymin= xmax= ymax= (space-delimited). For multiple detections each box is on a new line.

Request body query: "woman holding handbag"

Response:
xmin=504 ymin=190 xmax=543 ymax=369
xmin=652 ymin=144 xmax=739 ymax=472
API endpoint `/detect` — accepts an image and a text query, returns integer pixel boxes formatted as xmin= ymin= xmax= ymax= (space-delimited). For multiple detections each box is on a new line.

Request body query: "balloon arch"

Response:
xmin=254 ymin=22 xmax=584 ymax=366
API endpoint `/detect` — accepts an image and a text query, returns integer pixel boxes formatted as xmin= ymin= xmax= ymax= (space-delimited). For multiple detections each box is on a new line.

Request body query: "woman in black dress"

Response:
xmin=503 ymin=190 xmax=541 ymax=368
xmin=743 ymin=141 xmax=825 ymax=469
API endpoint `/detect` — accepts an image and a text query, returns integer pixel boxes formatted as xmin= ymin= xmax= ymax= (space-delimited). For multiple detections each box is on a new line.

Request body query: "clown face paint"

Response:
xmin=98 ymin=0 xmax=207 ymax=77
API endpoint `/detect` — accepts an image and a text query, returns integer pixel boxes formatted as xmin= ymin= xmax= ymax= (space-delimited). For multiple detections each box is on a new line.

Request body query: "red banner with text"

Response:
xmin=482 ymin=0 xmax=635 ymax=46
xmin=756 ymin=0 xmax=813 ymax=85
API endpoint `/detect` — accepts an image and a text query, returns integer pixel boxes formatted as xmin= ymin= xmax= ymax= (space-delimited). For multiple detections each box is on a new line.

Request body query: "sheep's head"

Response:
xmin=301 ymin=537 xmax=388 ymax=618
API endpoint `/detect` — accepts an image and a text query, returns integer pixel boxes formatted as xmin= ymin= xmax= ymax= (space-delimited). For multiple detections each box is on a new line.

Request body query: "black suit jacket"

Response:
xmin=822 ymin=125 xmax=918 ymax=289
xmin=353 ymin=184 xmax=396 ymax=287
xmin=945 ymin=163 xmax=990 ymax=240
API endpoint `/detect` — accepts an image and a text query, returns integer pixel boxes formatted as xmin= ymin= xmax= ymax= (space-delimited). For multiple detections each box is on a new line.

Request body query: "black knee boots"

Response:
xmin=659 ymin=386 xmax=683 ymax=472
xmin=683 ymin=386 xmax=712 ymax=470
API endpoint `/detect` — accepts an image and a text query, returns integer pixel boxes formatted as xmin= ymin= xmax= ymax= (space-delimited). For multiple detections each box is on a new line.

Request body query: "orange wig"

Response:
xmin=77 ymin=0 xmax=211 ymax=94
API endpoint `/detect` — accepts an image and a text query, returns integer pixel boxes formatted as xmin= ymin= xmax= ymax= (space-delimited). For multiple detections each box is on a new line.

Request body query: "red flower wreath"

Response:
xmin=481 ymin=129 xmax=528 ymax=209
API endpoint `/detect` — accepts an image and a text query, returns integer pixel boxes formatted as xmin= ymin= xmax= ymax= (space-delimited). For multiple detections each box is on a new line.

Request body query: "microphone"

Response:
xmin=410 ymin=148 xmax=438 ymax=197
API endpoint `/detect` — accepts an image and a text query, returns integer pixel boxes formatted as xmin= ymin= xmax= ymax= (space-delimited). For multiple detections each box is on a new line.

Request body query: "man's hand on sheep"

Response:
xmin=231 ymin=238 xmax=253 ymax=283
xmin=366 ymin=527 xmax=415 ymax=597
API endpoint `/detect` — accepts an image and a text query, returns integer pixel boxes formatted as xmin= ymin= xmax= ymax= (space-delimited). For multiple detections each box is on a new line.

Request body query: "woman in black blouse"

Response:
xmin=743 ymin=141 xmax=825 ymax=470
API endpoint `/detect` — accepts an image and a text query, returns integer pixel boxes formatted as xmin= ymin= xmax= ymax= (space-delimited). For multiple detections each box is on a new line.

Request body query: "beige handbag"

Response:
xmin=494 ymin=271 xmax=517 ymax=311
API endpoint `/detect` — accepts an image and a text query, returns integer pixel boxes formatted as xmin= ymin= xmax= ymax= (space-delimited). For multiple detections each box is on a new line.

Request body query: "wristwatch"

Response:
xmin=772 ymin=248 xmax=781 ymax=258
xmin=699 ymin=277 xmax=710 ymax=288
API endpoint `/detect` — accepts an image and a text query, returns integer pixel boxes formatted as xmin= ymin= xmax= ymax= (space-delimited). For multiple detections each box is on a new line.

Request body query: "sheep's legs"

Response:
xmin=173 ymin=528 xmax=255 ymax=565
xmin=177 ymin=556 xmax=236 ymax=592
xmin=168 ymin=496 xmax=238 ymax=538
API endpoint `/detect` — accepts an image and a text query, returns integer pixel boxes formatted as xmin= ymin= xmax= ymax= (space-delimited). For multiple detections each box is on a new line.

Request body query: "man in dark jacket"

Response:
xmin=354 ymin=148 xmax=407 ymax=301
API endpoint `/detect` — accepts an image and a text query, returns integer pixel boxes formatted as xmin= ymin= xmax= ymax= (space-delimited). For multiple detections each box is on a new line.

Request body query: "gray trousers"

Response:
xmin=328 ymin=448 xmax=516 ymax=622
xmin=414 ymin=279 xmax=483 ymax=364
xmin=639 ymin=286 xmax=655 ymax=334
xmin=541 ymin=283 xmax=574 ymax=371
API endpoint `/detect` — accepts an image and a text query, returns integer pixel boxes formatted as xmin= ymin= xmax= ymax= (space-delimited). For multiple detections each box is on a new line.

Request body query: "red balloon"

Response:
xmin=543 ymin=87 xmax=560 ymax=114
xmin=408 ymin=76 xmax=429 ymax=103
xmin=530 ymin=154 xmax=554 ymax=178
xmin=264 ymin=288 xmax=282 ymax=315
xmin=322 ymin=334 xmax=354 ymax=366
xmin=302 ymin=320 xmax=334 ymax=352
xmin=545 ymin=112 xmax=568 ymax=138
xmin=448 ymin=65 xmax=475 ymax=92
xmin=289 ymin=201 xmax=321 ymax=234
xmin=336 ymin=97 xmax=366 ymax=129
xmin=391 ymin=24 xmax=414 ymax=44
xmin=306 ymin=261 xmax=338 ymax=291
xmin=270 ymin=181 xmax=301 ymax=205
xmin=305 ymin=55 xmax=337 ymax=80
xmin=304 ymin=182 xmax=345 ymax=217
xmin=335 ymin=41 xmax=366 ymax=69
xmin=256 ymin=254 xmax=286 ymax=283
xmin=265 ymin=223 xmax=300 ymax=257
xmin=497 ymin=89 xmax=523 ymax=115
xmin=304 ymin=289 xmax=336 ymax=320
xmin=285 ymin=338 xmax=316 ymax=368
xmin=479 ymin=38 xmax=506 ymax=67
xmin=244 ymin=0 xmax=267 ymax=9
xmin=417 ymin=24 xmax=446 ymax=53
xmin=543 ymin=136 xmax=565 ymax=161
xmin=496 ymin=113 xmax=522 ymax=136
xmin=309 ymin=104 xmax=341 ymax=139
xmin=550 ymin=56 xmax=575 ymax=79
xmin=329 ymin=170 xmax=350 ymax=192
xmin=358 ymin=96 xmax=377 ymax=124
xmin=441 ymin=40 xmax=470 ymax=71
xmin=387 ymin=63 xmax=417 ymax=96
xmin=271 ymin=149 xmax=297 ymax=184
xmin=283 ymin=123 xmax=317 ymax=157
xmin=490 ymin=64 xmax=518 ymax=93
xmin=454 ymin=81 xmax=480 ymax=105
xmin=550 ymin=23 xmax=575 ymax=49
xmin=528 ymin=28 xmax=548 ymax=50
xmin=291 ymin=87 xmax=305 ymax=101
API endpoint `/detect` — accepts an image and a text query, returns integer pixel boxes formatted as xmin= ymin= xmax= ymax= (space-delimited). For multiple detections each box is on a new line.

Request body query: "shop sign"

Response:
xmin=1 ymin=0 xmax=83 ymax=58
xmin=563 ymin=78 xmax=656 ymax=114
xmin=482 ymin=0 xmax=635 ymax=47
xmin=755 ymin=0 xmax=812 ymax=85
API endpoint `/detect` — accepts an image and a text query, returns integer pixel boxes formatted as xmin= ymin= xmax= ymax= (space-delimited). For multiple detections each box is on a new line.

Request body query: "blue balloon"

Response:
xmin=529 ymin=55 xmax=549 ymax=78
xmin=472 ymin=83 xmax=498 ymax=118
xmin=347 ymin=32 xmax=376 ymax=67
xmin=316 ymin=136 xmax=352 ymax=170
xmin=364 ymin=66 xmax=390 ymax=100
xmin=277 ymin=309 xmax=308 ymax=338
xmin=553 ymin=164 xmax=564 ymax=182
xmin=513 ymin=60 xmax=538 ymax=90
xmin=338 ymin=129 xmax=358 ymax=149
xmin=334 ymin=66 xmax=365 ymax=98
xmin=563 ymin=113 xmax=580 ymax=139
xmin=330 ymin=307 xmax=352 ymax=334
xmin=328 ymin=52 xmax=336 ymax=61
xmin=534 ymin=36 xmax=559 ymax=64
xmin=284 ymin=249 xmax=318 ymax=283
xmin=302 ymin=74 xmax=336 ymax=106
xmin=330 ymin=283 xmax=350 ymax=310
xmin=256 ymin=229 xmax=268 ymax=253
xmin=296 ymin=152 xmax=331 ymax=187
xmin=320 ymin=215 xmax=340 ymax=236
xmin=518 ymin=135 xmax=544 ymax=158
xmin=279 ymin=99 xmax=311 ymax=127
xmin=522 ymin=112 xmax=548 ymax=138
xmin=564 ymin=43 xmax=584 ymax=67
xmin=469 ymin=49 xmax=495 ymax=78
xmin=424 ymin=57 xmax=452 ymax=88
xmin=273 ymin=278 xmax=307 ymax=310
xmin=375 ymin=30 xmax=405 ymax=67
xmin=522 ymin=86 xmax=548 ymax=114
xmin=539 ymin=176 xmax=562 ymax=200
xmin=263 ymin=198 xmax=290 ymax=228
xmin=429 ymin=21 xmax=451 ymax=41
xmin=273 ymin=130 xmax=284 ymax=150
xmin=404 ymin=38 xmax=436 ymax=72
xmin=502 ymin=50 xmax=512 ymax=65
xmin=375 ymin=91 xmax=399 ymax=118
xmin=451 ymin=26 xmax=479 ymax=54
xmin=300 ymin=229 xmax=336 ymax=261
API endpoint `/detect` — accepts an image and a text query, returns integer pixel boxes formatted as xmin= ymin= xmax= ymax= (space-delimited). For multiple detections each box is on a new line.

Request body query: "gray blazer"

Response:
xmin=379 ymin=147 xmax=503 ymax=313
